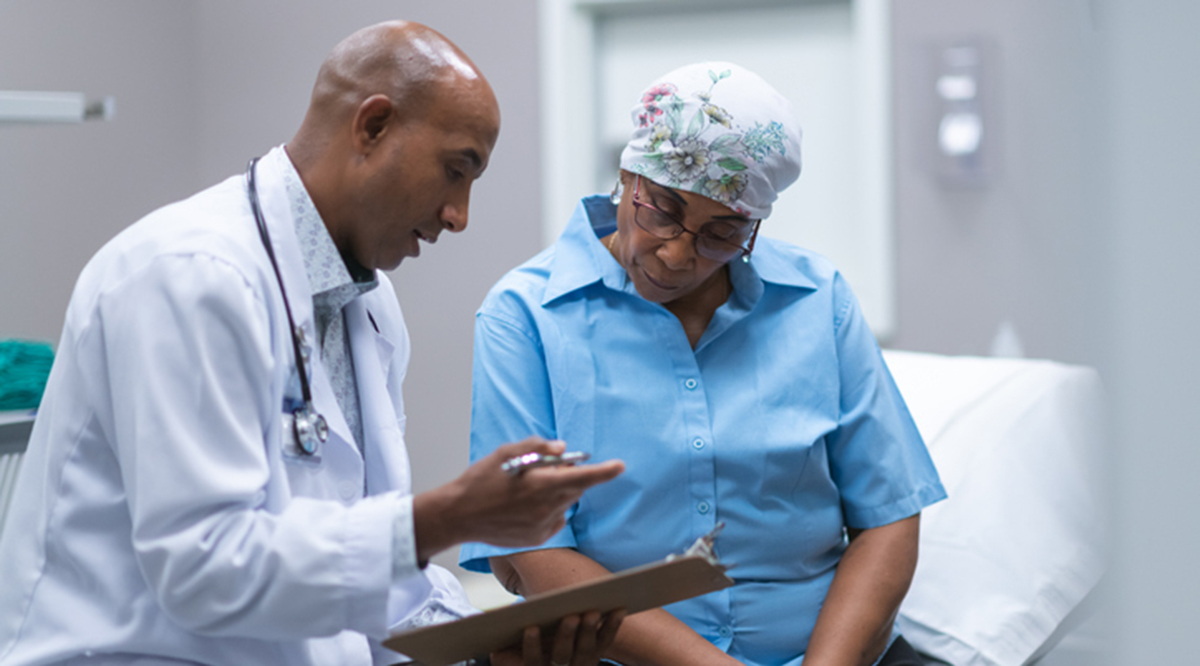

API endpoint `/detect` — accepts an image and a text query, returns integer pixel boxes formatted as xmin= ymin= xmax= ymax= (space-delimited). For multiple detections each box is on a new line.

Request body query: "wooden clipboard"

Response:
xmin=383 ymin=549 xmax=733 ymax=665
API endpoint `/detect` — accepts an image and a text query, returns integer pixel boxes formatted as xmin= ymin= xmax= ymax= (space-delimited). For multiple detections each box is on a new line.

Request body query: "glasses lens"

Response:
xmin=695 ymin=223 xmax=750 ymax=261
xmin=634 ymin=202 xmax=683 ymax=240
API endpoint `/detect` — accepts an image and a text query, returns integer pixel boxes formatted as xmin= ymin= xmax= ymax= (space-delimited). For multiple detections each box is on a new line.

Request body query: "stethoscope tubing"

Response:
xmin=246 ymin=157 xmax=324 ymax=454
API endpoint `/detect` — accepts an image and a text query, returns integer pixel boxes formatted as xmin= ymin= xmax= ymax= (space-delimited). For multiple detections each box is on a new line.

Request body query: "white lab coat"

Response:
xmin=0 ymin=148 xmax=473 ymax=665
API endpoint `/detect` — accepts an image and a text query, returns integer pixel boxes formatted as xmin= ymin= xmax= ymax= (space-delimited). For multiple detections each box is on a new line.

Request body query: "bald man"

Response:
xmin=0 ymin=21 xmax=623 ymax=666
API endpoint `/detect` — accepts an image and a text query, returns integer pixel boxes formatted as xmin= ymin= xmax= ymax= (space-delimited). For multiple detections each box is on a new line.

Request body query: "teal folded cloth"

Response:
xmin=0 ymin=339 xmax=55 ymax=410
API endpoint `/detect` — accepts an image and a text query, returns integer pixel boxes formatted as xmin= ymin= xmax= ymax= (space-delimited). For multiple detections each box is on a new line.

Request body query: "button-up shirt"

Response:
xmin=279 ymin=155 xmax=377 ymax=449
xmin=461 ymin=195 xmax=946 ymax=666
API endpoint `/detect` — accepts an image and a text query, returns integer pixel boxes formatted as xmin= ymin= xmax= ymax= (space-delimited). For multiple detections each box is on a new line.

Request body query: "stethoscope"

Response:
xmin=247 ymin=157 xmax=328 ymax=456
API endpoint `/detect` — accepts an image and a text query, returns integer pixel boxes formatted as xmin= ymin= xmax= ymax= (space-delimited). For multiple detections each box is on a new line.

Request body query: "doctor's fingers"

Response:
xmin=491 ymin=437 xmax=568 ymax=462
xmin=521 ymin=459 xmax=625 ymax=496
xmin=505 ymin=462 xmax=624 ymax=515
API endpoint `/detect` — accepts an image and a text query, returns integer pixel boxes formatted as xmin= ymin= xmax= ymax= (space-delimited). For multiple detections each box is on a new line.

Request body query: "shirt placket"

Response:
xmin=661 ymin=311 xmax=736 ymax=648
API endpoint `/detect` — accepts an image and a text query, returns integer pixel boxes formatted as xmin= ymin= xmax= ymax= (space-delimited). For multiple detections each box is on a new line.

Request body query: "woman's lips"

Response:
xmin=642 ymin=268 xmax=679 ymax=291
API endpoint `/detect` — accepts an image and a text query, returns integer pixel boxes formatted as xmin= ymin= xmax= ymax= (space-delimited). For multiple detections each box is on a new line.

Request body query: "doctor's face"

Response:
xmin=350 ymin=83 xmax=500 ymax=271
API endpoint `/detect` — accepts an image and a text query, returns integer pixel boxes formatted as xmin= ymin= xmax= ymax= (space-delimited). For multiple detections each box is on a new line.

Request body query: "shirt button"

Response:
xmin=718 ymin=626 xmax=732 ymax=638
xmin=697 ymin=501 xmax=710 ymax=514
xmin=692 ymin=438 xmax=705 ymax=450
xmin=684 ymin=378 xmax=698 ymax=390
xmin=338 ymin=480 xmax=359 ymax=500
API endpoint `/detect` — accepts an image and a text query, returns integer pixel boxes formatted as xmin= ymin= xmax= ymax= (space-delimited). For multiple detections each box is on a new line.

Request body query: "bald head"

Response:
xmin=293 ymin=21 xmax=497 ymax=153
xmin=286 ymin=21 xmax=502 ymax=271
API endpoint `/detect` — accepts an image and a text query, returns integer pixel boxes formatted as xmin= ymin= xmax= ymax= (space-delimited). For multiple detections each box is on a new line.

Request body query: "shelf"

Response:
xmin=0 ymin=411 xmax=34 ymax=456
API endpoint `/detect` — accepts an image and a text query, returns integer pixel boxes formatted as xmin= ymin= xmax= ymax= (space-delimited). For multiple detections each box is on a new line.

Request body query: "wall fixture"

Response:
xmin=0 ymin=91 xmax=116 ymax=124
xmin=932 ymin=40 xmax=991 ymax=187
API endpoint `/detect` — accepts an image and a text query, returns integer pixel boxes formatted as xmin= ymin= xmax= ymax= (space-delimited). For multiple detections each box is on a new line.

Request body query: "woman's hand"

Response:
xmin=490 ymin=609 xmax=627 ymax=666
xmin=495 ymin=549 xmax=744 ymax=666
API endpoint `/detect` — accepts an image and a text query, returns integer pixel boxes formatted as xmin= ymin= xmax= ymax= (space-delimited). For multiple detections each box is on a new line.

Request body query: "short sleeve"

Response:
xmin=458 ymin=308 xmax=579 ymax=573
xmin=825 ymin=274 xmax=947 ymax=529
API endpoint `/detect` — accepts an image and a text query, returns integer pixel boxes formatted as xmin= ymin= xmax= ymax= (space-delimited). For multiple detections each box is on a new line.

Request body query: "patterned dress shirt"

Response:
xmin=279 ymin=155 xmax=378 ymax=452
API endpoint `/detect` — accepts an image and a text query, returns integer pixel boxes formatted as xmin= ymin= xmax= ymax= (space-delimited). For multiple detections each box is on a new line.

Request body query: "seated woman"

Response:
xmin=460 ymin=62 xmax=945 ymax=666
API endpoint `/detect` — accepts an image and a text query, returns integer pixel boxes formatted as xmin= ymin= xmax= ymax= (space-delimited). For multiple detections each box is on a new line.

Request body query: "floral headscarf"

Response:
xmin=619 ymin=62 xmax=802 ymax=220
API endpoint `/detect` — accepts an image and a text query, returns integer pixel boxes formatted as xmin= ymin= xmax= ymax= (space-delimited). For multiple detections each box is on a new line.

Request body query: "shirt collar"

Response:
xmin=277 ymin=148 xmax=378 ymax=339
xmin=541 ymin=195 xmax=816 ymax=307
xmin=542 ymin=196 xmax=626 ymax=305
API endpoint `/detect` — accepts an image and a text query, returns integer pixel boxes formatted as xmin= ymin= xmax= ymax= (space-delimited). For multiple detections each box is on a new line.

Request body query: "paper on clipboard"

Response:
xmin=383 ymin=527 xmax=735 ymax=666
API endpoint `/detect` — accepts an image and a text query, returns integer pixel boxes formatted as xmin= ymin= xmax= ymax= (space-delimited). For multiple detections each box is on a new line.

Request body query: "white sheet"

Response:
xmin=883 ymin=351 xmax=1106 ymax=666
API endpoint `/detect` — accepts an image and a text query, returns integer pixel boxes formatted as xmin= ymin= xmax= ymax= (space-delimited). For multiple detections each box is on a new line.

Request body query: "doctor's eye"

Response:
xmin=445 ymin=165 xmax=466 ymax=182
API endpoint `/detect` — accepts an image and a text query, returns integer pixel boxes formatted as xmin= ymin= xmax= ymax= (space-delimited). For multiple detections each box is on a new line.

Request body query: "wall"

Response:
xmin=0 ymin=0 xmax=542 ymax=571
xmin=0 ymin=0 xmax=199 ymax=339
xmin=1101 ymin=0 xmax=1200 ymax=660
xmin=888 ymin=1 xmax=1105 ymax=366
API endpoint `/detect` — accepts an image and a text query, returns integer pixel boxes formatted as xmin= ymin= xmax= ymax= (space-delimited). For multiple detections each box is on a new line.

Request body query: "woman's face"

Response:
xmin=609 ymin=172 xmax=753 ymax=306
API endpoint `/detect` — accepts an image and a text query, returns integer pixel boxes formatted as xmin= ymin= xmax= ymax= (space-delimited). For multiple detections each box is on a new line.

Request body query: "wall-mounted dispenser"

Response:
xmin=931 ymin=40 xmax=992 ymax=187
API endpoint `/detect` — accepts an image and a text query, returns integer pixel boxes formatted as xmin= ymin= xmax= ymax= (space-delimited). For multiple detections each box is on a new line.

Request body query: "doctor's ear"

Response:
xmin=353 ymin=94 xmax=395 ymax=148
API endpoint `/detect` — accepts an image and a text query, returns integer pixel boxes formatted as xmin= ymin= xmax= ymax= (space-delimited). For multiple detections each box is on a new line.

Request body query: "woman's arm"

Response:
xmin=802 ymin=514 xmax=920 ymax=666
xmin=493 ymin=549 xmax=744 ymax=666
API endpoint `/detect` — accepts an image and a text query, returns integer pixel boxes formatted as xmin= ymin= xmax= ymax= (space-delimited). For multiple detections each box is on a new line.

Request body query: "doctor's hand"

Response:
xmin=490 ymin=609 xmax=627 ymax=666
xmin=412 ymin=437 xmax=624 ymax=561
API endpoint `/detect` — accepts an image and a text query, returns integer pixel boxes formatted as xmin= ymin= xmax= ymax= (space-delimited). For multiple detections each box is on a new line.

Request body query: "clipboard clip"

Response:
xmin=668 ymin=522 xmax=732 ymax=571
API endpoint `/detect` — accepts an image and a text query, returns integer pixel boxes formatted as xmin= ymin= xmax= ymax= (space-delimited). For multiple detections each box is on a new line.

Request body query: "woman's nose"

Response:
xmin=656 ymin=234 xmax=695 ymax=270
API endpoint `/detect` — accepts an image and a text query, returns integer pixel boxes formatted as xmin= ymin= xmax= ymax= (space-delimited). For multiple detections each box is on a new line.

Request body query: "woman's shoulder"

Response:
xmin=752 ymin=235 xmax=841 ymax=290
xmin=479 ymin=245 xmax=558 ymax=316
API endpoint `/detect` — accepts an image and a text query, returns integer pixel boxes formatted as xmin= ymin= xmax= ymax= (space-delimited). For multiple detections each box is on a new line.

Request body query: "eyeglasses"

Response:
xmin=630 ymin=175 xmax=761 ymax=262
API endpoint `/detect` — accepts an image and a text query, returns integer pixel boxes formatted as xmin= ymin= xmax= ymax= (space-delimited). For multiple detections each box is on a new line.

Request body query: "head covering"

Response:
xmin=619 ymin=62 xmax=802 ymax=220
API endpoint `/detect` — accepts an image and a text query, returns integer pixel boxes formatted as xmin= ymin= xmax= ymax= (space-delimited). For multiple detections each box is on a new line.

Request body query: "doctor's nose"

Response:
xmin=440 ymin=194 xmax=471 ymax=233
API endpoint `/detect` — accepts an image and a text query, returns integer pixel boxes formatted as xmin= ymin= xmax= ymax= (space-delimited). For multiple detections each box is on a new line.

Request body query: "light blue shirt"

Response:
xmin=460 ymin=196 xmax=946 ymax=666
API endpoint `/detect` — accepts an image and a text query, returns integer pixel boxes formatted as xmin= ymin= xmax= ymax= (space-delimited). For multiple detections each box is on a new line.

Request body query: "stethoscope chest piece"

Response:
xmin=292 ymin=405 xmax=329 ymax=456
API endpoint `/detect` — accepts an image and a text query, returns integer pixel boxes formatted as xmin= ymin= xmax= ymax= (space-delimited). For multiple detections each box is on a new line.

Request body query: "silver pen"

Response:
xmin=501 ymin=451 xmax=591 ymax=476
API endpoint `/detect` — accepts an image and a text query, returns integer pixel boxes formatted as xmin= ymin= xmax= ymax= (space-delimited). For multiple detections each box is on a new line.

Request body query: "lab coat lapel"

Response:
xmin=345 ymin=299 xmax=410 ymax=496
xmin=254 ymin=148 xmax=360 ymax=465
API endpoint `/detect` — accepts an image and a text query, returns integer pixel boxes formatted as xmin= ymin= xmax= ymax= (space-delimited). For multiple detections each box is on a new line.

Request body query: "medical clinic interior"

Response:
xmin=1 ymin=1 xmax=1197 ymax=665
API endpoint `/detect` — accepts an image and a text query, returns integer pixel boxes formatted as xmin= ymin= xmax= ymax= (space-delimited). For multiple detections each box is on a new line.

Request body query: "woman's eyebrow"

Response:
xmin=648 ymin=180 xmax=688 ymax=207
xmin=708 ymin=214 xmax=751 ymax=224
xmin=646 ymin=179 xmax=749 ymax=224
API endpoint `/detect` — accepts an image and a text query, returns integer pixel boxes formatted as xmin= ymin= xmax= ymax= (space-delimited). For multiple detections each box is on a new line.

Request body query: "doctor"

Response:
xmin=0 ymin=20 xmax=624 ymax=666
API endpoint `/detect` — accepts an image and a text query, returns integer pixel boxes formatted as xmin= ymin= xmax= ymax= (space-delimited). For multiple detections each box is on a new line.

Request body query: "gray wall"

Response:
xmin=3 ymin=2 xmax=1199 ymax=652
xmin=1100 ymin=0 xmax=1200 ymax=661
xmin=0 ymin=0 xmax=542 ymax=571
xmin=0 ymin=2 xmax=542 ymax=480
xmin=888 ymin=1 xmax=1105 ymax=366
xmin=0 ymin=0 xmax=199 ymax=339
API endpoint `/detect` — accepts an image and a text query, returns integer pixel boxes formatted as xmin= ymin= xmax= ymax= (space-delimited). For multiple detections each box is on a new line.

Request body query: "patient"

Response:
xmin=461 ymin=62 xmax=946 ymax=666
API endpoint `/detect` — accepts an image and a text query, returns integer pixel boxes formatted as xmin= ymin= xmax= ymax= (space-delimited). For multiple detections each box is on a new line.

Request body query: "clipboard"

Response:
xmin=384 ymin=525 xmax=735 ymax=666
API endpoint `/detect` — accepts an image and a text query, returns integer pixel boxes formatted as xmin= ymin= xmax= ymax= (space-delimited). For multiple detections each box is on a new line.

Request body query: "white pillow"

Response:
xmin=882 ymin=351 xmax=1106 ymax=666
